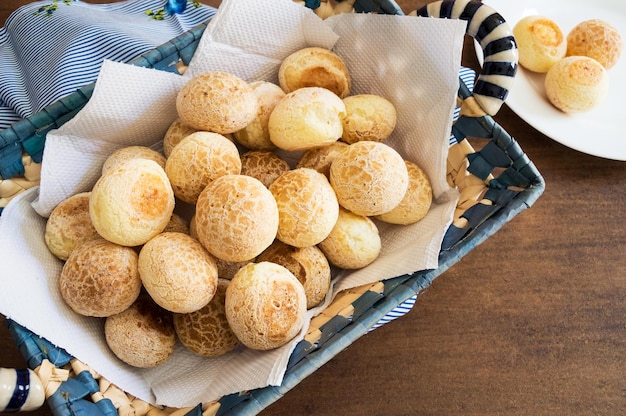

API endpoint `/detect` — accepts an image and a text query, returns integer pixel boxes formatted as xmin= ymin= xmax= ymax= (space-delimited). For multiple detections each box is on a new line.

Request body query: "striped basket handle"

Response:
xmin=412 ymin=0 xmax=518 ymax=116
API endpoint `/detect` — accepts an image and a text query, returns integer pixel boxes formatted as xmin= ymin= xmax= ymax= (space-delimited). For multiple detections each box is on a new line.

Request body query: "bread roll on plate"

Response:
xmin=513 ymin=15 xmax=567 ymax=73
xmin=545 ymin=55 xmax=609 ymax=112
xmin=567 ymin=19 xmax=623 ymax=69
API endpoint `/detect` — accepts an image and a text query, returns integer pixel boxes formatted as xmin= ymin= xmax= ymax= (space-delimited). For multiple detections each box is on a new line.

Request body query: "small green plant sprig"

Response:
xmin=34 ymin=0 xmax=76 ymax=17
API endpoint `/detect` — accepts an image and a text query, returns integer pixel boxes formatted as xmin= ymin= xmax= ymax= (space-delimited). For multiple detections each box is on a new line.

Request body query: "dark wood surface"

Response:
xmin=2 ymin=1 xmax=625 ymax=415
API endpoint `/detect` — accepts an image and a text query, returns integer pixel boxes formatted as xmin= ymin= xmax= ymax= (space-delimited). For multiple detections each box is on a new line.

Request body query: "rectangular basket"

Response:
xmin=1 ymin=1 xmax=545 ymax=415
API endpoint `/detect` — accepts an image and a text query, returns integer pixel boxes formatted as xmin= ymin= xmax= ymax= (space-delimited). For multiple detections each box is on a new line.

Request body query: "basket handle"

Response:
xmin=412 ymin=0 xmax=518 ymax=116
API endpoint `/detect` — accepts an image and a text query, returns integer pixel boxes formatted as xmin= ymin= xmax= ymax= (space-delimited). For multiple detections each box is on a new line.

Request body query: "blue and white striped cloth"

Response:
xmin=0 ymin=0 xmax=216 ymax=130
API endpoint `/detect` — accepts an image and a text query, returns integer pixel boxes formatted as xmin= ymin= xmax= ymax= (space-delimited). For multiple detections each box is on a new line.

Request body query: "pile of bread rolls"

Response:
xmin=513 ymin=16 xmax=623 ymax=113
xmin=45 ymin=46 xmax=433 ymax=367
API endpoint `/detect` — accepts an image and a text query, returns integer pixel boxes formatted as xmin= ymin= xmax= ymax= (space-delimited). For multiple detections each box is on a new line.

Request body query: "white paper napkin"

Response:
xmin=0 ymin=0 xmax=466 ymax=408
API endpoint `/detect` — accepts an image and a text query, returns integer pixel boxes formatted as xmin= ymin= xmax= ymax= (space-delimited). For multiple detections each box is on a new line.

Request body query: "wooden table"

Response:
xmin=2 ymin=1 xmax=625 ymax=415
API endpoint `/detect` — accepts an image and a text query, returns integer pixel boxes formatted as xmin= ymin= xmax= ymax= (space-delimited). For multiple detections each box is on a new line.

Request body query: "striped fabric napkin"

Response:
xmin=0 ymin=0 xmax=216 ymax=130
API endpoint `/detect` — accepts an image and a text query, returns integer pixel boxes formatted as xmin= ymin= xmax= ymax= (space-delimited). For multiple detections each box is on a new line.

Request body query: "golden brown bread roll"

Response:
xmin=318 ymin=207 xmax=381 ymax=269
xmin=341 ymin=94 xmax=397 ymax=144
xmin=165 ymin=131 xmax=242 ymax=204
xmin=240 ymin=150 xmax=291 ymax=188
xmin=45 ymin=192 xmax=99 ymax=261
xmin=225 ymin=261 xmax=307 ymax=350
xmin=213 ymin=257 xmax=252 ymax=280
xmin=232 ymin=81 xmax=285 ymax=150
xmin=105 ymin=295 xmax=176 ymax=368
xmin=162 ymin=212 xmax=190 ymax=234
xmin=176 ymin=71 xmax=258 ymax=134
xmin=375 ymin=160 xmax=432 ymax=225
xmin=163 ymin=118 xmax=198 ymax=158
xmin=268 ymin=87 xmax=346 ymax=151
xmin=513 ymin=15 xmax=567 ymax=72
xmin=329 ymin=141 xmax=408 ymax=216
xmin=194 ymin=174 xmax=279 ymax=262
xmin=278 ymin=47 xmax=351 ymax=98
xmin=138 ymin=232 xmax=219 ymax=313
xmin=296 ymin=141 xmax=349 ymax=179
xmin=567 ymin=19 xmax=623 ymax=69
xmin=269 ymin=167 xmax=339 ymax=247
xmin=90 ymin=158 xmax=175 ymax=247
xmin=59 ymin=238 xmax=142 ymax=317
xmin=545 ymin=55 xmax=609 ymax=112
xmin=174 ymin=279 xmax=240 ymax=357
xmin=101 ymin=146 xmax=166 ymax=176
xmin=257 ymin=241 xmax=331 ymax=309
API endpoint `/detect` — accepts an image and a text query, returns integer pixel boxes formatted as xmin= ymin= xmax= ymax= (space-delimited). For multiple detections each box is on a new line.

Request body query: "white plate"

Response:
xmin=476 ymin=0 xmax=626 ymax=161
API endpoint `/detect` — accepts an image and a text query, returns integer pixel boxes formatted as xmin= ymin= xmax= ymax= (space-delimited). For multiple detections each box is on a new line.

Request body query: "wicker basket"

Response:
xmin=0 ymin=0 xmax=544 ymax=415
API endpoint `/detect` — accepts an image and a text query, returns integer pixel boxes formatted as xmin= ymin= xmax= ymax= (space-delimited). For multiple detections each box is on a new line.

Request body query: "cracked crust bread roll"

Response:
xmin=195 ymin=174 xmax=279 ymax=262
xmin=278 ymin=47 xmax=351 ymax=98
xmin=105 ymin=295 xmax=176 ymax=368
xmin=513 ymin=15 xmax=567 ymax=73
xmin=233 ymin=81 xmax=285 ymax=150
xmin=176 ymin=71 xmax=258 ymax=134
xmin=330 ymin=141 xmax=409 ymax=216
xmin=165 ymin=131 xmax=242 ymax=204
xmin=225 ymin=261 xmax=307 ymax=350
xmin=269 ymin=168 xmax=339 ymax=248
xmin=45 ymin=192 xmax=99 ymax=261
xmin=174 ymin=278 xmax=240 ymax=357
xmin=318 ymin=207 xmax=381 ymax=269
xmin=567 ymin=19 xmax=623 ymax=69
xmin=375 ymin=160 xmax=432 ymax=225
xmin=163 ymin=118 xmax=198 ymax=158
xmin=89 ymin=158 xmax=175 ymax=247
xmin=341 ymin=94 xmax=397 ymax=144
xmin=545 ymin=55 xmax=609 ymax=112
xmin=268 ymin=87 xmax=346 ymax=151
xmin=257 ymin=240 xmax=331 ymax=309
xmin=138 ymin=232 xmax=218 ymax=314
xmin=101 ymin=146 xmax=166 ymax=176
xmin=296 ymin=141 xmax=349 ymax=179
xmin=240 ymin=150 xmax=291 ymax=188
xmin=59 ymin=238 xmax=142 ymax=317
